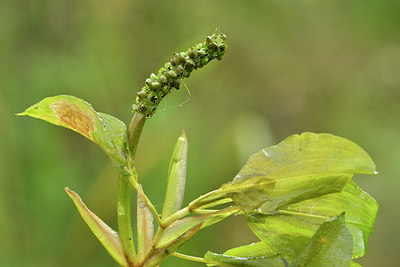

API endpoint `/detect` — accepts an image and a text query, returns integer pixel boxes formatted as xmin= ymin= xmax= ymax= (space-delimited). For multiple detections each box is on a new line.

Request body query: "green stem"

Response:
xmin=117 ymin=172 xmax=136 ymax=265
xmin=161 ymin=207 xmax=190 ymax=228
xmin=115 ymin=111 xmax=146 ymax=264
xmin=127 ymin=112 xmax=146 ymax=158
xmin=172 ymin=252 xmax=207 ymax=263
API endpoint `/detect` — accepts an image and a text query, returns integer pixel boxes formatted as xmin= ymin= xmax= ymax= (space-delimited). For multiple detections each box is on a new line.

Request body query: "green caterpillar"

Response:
xmin=132 ymin=32 xmax=227 ymax=118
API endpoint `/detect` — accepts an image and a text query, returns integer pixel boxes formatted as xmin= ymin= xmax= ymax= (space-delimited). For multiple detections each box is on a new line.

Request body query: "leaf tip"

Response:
xmin=65 ymin=187 xmax=78 ymax=200
xmin=179 ymin=129 xmax=187 ymax=140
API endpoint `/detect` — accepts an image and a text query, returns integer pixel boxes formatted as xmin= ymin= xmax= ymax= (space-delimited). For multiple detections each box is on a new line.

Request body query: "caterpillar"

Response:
xmin=132 ymin=31 xmax=227 ymax=118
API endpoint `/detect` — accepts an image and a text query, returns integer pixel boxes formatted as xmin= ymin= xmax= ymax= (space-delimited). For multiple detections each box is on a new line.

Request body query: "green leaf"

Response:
xmin=18 ymin=95 xmax=128 ymax=167
xmin=226 ymin=132 xmax=376 ymax=214
xmin=246 ymin=180 xmax=378 ymax=259
xmin=204 ymin=251 xmax=287 ymax=267
xmin=291 ymin=213 xmax=352 ymax=267
xmin=137 ymin=185 xmax=154 ymax=262
xmin=161 ymin=131 xmax=188 ymax=222
xmin=204 ymin=241 xmax=288 ymax=267
xmin=224 ymin=242 xmax=277 ymax=258
xmin=65 ymin=187 xmax=127 ymax=266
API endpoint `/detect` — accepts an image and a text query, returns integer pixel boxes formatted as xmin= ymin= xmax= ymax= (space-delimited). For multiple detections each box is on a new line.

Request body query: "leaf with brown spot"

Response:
xmin=18 ymin=95 xmax=128 ymax=167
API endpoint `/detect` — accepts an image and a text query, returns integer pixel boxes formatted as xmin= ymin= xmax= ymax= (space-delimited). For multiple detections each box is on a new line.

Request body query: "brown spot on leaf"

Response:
xmin=50 ymin=99 xmax=96 ymax=138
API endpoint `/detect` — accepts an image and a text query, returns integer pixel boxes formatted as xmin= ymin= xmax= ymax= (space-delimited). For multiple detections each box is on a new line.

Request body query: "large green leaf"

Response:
xmin=18 ymin=95 xmax=128 ymax=167
xmin=291 ymin=213 xmax=352 ymax=267
xmin=65 ymin=188 xmax=127 ymax=266
xmin=246 ymin=180 xmax=378 ymax=259
xmin=204 ymin=251 xmax=287 ymax=267
xmin=226 ymin=132 xmax=376 ymax=214
xmin=161 ymin=131 xmax=188 ymax=223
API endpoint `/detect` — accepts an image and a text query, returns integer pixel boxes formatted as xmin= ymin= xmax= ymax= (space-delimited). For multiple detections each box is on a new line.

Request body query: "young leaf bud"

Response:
xmin=188 ymin=48 xmax=197 ymax=59
xmin=176 ymin=65 xmax=184 ymax=74
xmin=170 ymin=56 xmax=177 ymax=66
xmin=186 ymin=59 xmax=195 ymax=69
xmin=137 ymin=91 xmax=148 ymax=100
xmin=177 ymin=54 xmax=186 ymax=64
xmin=150 ymin=82 xmax=161 ymax=90
xmin=168 ymin=70 xmax=177 ymax=78
xmin=159 ymin=75 xmax=167 ymax=84
xmin=150 ymin=73 xmax=157 ymax=81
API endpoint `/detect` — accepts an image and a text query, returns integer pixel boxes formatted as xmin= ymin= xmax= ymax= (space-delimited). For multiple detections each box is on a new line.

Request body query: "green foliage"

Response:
xmin=226 ymin=132 xmax=375 ymax=214
xmin=291 ymin=213 xmax=352 ymax=267
xmin=18 ymin=32 xmax=378 ymax=266
xmin=161 ymin=131 xmax=188 ymax=222
xmin=204 ymin=251 xmax=287 ymax=267
xmin=245 ymin=180 xmax=378 ymax=260
xmin=65 ymin=188 xmax=127 ymax=266
xmin=17 ymin=95 xmax=128 ymax=168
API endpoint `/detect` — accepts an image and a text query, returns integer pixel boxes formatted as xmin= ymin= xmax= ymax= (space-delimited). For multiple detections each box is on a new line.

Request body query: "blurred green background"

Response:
xmin=1 ymin=0 xmax=399 ymax=266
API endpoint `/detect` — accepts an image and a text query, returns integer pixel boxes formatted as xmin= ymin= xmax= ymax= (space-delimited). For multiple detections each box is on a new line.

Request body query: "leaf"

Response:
xmin=204 ymin=241 xmax=288 ymax=267
xmin=291 ymin=213 xmax=352 ymax=267
xmin=224 ymin=242 xmax=277 ymax=258
xmin=226 ymin=132 xmax=376 ymax=214
xmin=246 ymin=180 xmax=378 ymax=259
xmin=65 ymin=187 xmax=127 ymax=266
xmin=18 ymin=95 xmax=128 ymax=167
xmin=204 ymin=251 xmax=287 ymax=267
xmin=137 ymin=185 xmax=154 ymax=262
xmin=161 ymin=131 xmax=188 ymax=222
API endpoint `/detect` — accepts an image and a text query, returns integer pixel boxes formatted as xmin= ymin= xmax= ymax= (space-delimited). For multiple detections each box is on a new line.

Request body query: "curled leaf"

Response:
xmin=161 ymin=131 xmax=188 ymax=222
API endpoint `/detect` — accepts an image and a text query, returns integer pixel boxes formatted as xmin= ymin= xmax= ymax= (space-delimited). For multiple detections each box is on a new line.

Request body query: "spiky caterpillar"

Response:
xmin=132 ymin=32 xmax=227 ymax=118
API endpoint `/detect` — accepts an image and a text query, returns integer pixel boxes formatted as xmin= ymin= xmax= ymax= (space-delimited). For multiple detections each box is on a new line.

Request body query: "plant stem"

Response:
xmin=161 ymin=207 xmax=190 ymax=228
xmin=172 ymin=252 xmax=207 ymax=263
xmin=127 ymin=112 xmax=146 ymax=158
xmin=117 ymin=172 xmax=136 ymax=265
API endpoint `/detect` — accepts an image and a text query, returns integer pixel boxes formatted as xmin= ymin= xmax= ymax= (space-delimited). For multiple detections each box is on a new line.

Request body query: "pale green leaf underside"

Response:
xmin=228 ymin=132 xmax=376 ymax=214
xmin=65 ymin=188 xmax=127 ymax=266
xmin=204 ymin=251 xmax=287 ymax=267
xmin=246 ymin=180 xmax=378 ymax=259
xmin=291 ymin=213 xmax=352 ymax=267
xmin=224 ymin=241 xmax=277 ymax=258
xmin=18 ymin=95 xmax=128 ymax=167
